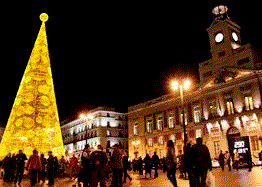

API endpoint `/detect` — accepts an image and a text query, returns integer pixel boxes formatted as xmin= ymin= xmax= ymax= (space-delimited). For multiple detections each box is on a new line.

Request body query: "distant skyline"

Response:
xmin=1 ymin=2 xmax=262 ymax=125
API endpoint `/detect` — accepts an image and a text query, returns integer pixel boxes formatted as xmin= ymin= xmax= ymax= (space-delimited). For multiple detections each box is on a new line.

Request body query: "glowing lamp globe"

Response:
xmin=40 ymin=13 xmax=48 ymax=22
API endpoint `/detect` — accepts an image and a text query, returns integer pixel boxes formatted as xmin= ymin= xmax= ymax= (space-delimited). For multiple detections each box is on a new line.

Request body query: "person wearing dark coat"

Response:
xmin=184 ymin=141 xmax=195 ymax=187
xmin=90 ymin=145 xmax=108 ymax=187
xmin=111 ymin=144 xmax=124 ymax=187
xmin=46 ymin=151 xmax=55 ymax=186
xmin=123 ymin=151 xmax=132 ymax=183
xmin=218 ymin=150 xmax=225 ymax=171
xmin=151 ymin=152 xmax=160 ymax=178
xmin=143 ymin=154 xmax=152 ymax=178
xmin=245 ymin=149 xmax=252 ymax=172
xmin=3 ymin=153 xmax=12 ymax=182
xmin=166 ymin=140 xmax=178 ymax=187
xmin=10 ymin=154 xmax=17 ymax=182
xmin=80 ymin=144 xmax=91 ymax=187
xmin=39 ymin=153 xmax=47 ymax=184
xmin=14 ymin=150 xmax=27 ymax=185
xmin=191 ymin=138 xmax=212 ymax=187
xmin=137 ymin=157 xmax=143 ymax=175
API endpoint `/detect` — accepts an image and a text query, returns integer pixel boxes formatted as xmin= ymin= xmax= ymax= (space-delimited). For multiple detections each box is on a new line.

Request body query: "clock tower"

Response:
xmin=207 ymin=5 xmax=241 ymax=59
xmin=199 ymin=5 xmax=262 ymax=83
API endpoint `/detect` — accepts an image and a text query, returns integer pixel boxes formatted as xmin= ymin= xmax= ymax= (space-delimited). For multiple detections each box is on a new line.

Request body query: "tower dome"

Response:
xmin=212 ymin=5 xmax=229 ymax=20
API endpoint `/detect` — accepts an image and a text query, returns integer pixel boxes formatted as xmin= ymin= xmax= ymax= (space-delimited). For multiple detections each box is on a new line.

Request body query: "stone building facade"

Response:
xmin=61 ymin=107 xmax=128 ymax=155
xmin=128 ymin=5 xmax=262 ymax=164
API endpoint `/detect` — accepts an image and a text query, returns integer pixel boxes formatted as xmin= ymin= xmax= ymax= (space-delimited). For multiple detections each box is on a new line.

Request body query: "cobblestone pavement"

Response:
xmin=1 ymin=167 xmax=262 ymax=187
xmin=212 ymin=166 xmax=262 ymax=187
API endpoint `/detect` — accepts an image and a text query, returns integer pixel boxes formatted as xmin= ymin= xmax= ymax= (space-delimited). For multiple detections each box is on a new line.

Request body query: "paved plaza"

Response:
xmin=1 ymin=167 xmax=262 ymax=187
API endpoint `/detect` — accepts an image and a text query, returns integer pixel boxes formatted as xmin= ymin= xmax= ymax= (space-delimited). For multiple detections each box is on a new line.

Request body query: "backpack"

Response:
xmin=90 ymin=151 xmax=107 ymax=166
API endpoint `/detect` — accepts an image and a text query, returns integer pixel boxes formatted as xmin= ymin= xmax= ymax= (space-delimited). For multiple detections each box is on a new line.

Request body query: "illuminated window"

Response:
xmin=146 ymin=121 xmax=153 ymax=133
xmin=214 ymin=141 xmax=220 ymax=157
xmin=180 ymin=111 xmax=188 ymax=126
xmin=106 ymin=130 xmax=111 ymax=137
xmin=193 ymin=105 xmax=201 ymax=123
xmin=209 ymin=99 xmax=217 ymax=117
xmin=168 ymin=117 xmax=174 ymax=128
xmin=159 ymin=136 xmax=164 ymax=145
xmin=170 ymin=134 xmax=176 ymax=142
xmin=134 ymin=123 xmax=138 ymax=136
xmin=168 ymin=111 xmax=175 ymax=128
xmin=244 ymin=96 xmax=254 ymax=111
xmin=226 ymin=100 xmax=234 ymax=115
xmin=157 ymin=117 xmax=164 ymax=131
xmin=251 ymin=136 xmax=259 ymax=151
xmin=196 ymin=129 xmax=202 ymax=138
xmin=148 ymin=138 xmax=153 ymax=147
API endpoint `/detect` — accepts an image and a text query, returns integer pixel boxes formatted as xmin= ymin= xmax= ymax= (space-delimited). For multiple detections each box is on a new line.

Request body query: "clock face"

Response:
xmin=232 ymin=32 xmax=238 ymax=41
xmin=215 ymin=33 xmax=223 ymax=43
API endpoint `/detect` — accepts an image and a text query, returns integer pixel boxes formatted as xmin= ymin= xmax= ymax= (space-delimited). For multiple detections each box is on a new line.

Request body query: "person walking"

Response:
xmin=123 ymin=150 xmax=132 ymax=183
xmin=191 ymin=138 xmax=212 ymax=187
xmin=166 ymin=140 xmax=178 ymax=187
xmin=245 ymin=149 xmax=252 ymax=172
xmin=184 ymin=141 xmax=195 ymax=187
xmin=10 ymin=153 xmax=17 ymax=183
xmin=39 ymin=153 xmax=47 ymax=184
xmin=59 ymin=156 xmax=67 ymax=178
xmin=3 ymin=153 xmax=12 ymax=182
xmin=69 ymin=154 xmax=79 ymax=180
xmin=46 ymin=151 xmax=55 ymax=186
xmin=80 ymin=144 xmax=91 ymax=187
xmin=233 ymin=149 xmax=240 ymax=171
xmin=111 ymin=144 xmax=124 ymax=186
xmin=218 ymin=151 xmax=225 ymax=171
xmin=90 ymin=145 xmax=108 ymax=187
xmin=225 ymin=151 xmax=231 ymax=171
xmin=137 ymin=156 xmax=143 ymax=175
xmin=26 ymin=149 xmax=42 ymax=187
xmin=151 ymin=152 xmax=160 ymax=178
xmin=143 ymin=154 xmax=152 ymax=179
xmin=14 ymin=150 xmax=27 ymax=186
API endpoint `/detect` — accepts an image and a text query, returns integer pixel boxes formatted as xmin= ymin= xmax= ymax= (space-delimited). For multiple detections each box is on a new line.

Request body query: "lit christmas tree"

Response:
xmin=0 ymin=13 xmax=65 ymax=158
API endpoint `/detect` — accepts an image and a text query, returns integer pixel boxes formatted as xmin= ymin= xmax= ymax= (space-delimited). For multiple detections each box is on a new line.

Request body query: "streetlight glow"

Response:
xmin=171 ymin=80 xmax=179 ymax=90
xmin=183 ymin=80 xmax=191 ymax=90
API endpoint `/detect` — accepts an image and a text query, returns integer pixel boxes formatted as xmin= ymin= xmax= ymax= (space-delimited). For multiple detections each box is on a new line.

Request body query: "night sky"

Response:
xmin=1 ymin=2 xmax=262 ymax=125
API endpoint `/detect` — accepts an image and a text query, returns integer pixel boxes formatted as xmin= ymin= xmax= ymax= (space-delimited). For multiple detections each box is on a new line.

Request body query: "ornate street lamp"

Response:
xmin=171 ymin=79 xmax=191 ymax=149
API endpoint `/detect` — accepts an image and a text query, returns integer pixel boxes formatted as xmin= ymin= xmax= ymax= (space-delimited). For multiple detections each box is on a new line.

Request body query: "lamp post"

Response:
xmin=171 ymin=80 xmax=191 ymax=150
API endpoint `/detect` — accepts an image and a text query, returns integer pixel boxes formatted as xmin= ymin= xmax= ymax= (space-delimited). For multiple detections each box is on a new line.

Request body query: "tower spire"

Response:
xmin=0 ymin=13 xmax=65 ymax=158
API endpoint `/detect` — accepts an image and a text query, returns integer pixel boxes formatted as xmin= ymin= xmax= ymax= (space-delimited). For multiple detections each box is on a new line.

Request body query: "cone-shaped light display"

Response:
xmin=0 ymin=13 xmax=65 ymax=158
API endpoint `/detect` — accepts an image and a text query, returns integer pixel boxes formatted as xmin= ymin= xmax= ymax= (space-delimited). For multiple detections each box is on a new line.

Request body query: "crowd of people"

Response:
xmin=0 ymin=137 xmax=213 ymax=187
xmin=131 ymin=137 xmax=212 ymax=187
xmin=0 ymin=144 xmax=133 ymax=187
xmin=164 ymin=138 xmax=213 ymax=187
xmin=1 ymin=149 xmax=66 ymax=186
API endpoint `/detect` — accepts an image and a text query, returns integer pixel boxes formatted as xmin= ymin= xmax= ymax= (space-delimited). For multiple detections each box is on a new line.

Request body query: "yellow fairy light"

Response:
xmin=0 ymin=13 xmax=65 ymax=158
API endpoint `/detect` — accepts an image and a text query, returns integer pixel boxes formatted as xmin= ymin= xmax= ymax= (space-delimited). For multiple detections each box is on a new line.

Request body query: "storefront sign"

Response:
xmin=234 ymin=140 xmax=248 ymax=153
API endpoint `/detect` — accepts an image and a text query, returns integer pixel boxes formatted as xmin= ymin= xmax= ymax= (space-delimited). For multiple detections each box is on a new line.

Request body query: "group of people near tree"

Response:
xmin=1 ymin=144 xmax=134 ymax=187
xmin=1 ymin=149 xmax=64 ymax=186
xmin=77 ymin=143 xmax=133 ymax=187
xmin=1 ymin=137 xmax=214 ymax=187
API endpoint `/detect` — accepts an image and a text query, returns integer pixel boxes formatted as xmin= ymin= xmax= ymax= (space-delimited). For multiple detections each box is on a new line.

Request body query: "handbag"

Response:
xmin=206 ymin=171 xmax=215 ymax=187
